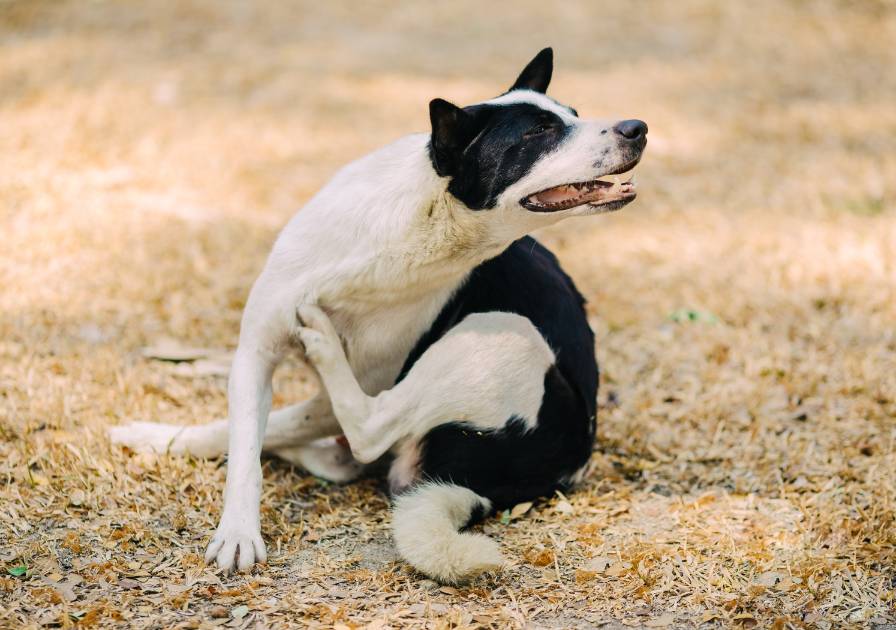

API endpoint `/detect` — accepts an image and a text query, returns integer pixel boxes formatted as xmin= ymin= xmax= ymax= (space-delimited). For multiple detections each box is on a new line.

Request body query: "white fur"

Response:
xmin=109 ymin=393 xmax=337 ymax=458
xmin=485 ymin=89 xmax=578 ymax=122
xmin=109 ymin=99 xmax=633 ymax=575
xmin=387 ymin=438 xmax=422 ymax=494
xmin=496 ymin=119 xmax=630 ymax=218
xmin=297 ymin=308 xmax=554 ymax=464
xmin=392 ymin=482 xmax=503 ymax=583
xmin=273 ymin=437 xmax=364 ymax=483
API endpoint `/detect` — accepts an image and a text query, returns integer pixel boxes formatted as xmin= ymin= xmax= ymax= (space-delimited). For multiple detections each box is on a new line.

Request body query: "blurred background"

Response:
xmin=1 ymin=1 xmax=894 ymax=627
xmin=2 ymin=1 xmax=894 ymax=335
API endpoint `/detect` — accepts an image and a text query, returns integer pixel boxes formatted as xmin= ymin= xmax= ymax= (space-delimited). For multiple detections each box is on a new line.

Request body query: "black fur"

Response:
xmin=396 ymin=237 xmax=598 ymax=512
xmin=429 ymin=102 xmax=573 ymax=209
xmin=451 ymin=103 xmax=573 ymax=209
xmin=509 ymin=47 xmax=553 ymax=93
xmin=428 ymin=47 xmax=579 ymax=209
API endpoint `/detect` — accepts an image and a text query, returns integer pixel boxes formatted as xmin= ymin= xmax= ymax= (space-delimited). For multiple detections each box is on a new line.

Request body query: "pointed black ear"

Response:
xmin=509 ymin=47 xmax=553 ymax=93
xmin=429 ymin=98 xmax=474 ymax=176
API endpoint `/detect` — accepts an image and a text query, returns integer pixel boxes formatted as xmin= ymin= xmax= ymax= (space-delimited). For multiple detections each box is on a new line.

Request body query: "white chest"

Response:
xmin=326 ymin=285 xmax=459 ymax=395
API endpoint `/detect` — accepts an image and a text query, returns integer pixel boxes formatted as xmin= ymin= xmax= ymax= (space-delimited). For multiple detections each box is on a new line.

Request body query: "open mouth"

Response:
xmin=520 ymin=160 xmax=640 ymax=213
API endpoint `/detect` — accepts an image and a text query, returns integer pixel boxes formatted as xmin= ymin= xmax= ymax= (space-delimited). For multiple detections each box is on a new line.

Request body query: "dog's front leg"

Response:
xmin=205 ymin=281 xmax=295 ymax=572
xmin=204 ymin=344 xmax=275 ymax=571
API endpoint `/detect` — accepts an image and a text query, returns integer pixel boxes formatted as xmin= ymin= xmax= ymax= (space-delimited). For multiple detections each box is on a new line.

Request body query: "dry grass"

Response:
xmin=1 ymin=1 xmax=895 ymax=628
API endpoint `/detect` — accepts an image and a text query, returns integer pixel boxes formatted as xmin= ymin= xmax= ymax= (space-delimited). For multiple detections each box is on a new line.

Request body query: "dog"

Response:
xmin=109 ymin=47 xmax=647 ymax=583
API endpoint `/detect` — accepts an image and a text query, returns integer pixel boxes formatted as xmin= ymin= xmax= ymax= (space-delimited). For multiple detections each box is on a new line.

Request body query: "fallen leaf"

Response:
xmin=554 ymin=501 xmax=574 ymax=514
xmin=605 ymin=561 xmax=632 ymax=577
xmin=51 ymin=575 xmax=80 ymax=601
xmin=755 ymin=571 xmax=782 ymax=587
xmin=209 ymin=606 xmax=228 ymax=618
xmin=28 ymin=472 xmax=49 ymax=486
xmin=69 ymin=490 xmax=86 ymax=507
xmin=172 ymin=358 xmax=231 ymax=378
xmin=141 ymin=342 xmax=228 ymax=362
xmin=231 ymin=604 xmax=249 ymax=619
xmin=575 ymin=569 xmax=598 ymax=583
xmin=645 ymin=614 xmax=674 ymax=627
xmin=582 ymin=556 xmax=612 ymax=572
xmin=776 ymin=576 xmax=799 ymax=591
xmin=171 ymin=510 xmax=187 ymax=532
xmin=848 ymin=609 xmax=873 ymax=622
xmin=7 ymin=565 xmax=26 ymax=577
xmin=525 ymin=549 xmax=554 ymax=567
xmin=510 ymin=501 xmax=533 ymax=519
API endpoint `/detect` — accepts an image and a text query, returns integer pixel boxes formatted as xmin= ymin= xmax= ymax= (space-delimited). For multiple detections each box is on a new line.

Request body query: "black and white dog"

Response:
xmin=110 ymin=48 xmax=646 ymax=583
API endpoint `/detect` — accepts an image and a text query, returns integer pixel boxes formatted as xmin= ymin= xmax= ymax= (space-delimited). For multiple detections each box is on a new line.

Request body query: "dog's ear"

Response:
xmin=429 ymin=98 xmax=475 ymax=177
xmin=509 ymin=47 xmax=553 ymax=94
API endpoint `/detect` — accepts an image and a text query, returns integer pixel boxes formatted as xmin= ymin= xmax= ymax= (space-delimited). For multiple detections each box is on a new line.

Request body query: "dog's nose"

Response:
xmin=613 ymin=119 xmax=648 ymax=141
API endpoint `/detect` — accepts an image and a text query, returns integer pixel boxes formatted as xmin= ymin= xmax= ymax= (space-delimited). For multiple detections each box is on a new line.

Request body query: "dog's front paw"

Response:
xmin=295 ymin=304 xmax=343 ymax=366
xmin=205 ymin=519 xmax=267 ymax=573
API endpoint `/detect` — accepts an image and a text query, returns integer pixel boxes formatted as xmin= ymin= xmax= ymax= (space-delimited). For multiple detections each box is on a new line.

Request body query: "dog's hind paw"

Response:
xmin=274 ymin=437 xmax=365 ymax=483
xmin=295 ymin=304 xmax=344 ymax=366
xmin=107 ymin=421 xmax=188 ymax=454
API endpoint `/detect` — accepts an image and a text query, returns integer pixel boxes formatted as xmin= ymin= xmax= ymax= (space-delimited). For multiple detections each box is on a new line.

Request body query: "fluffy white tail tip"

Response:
xmin=392 ymin=482 xmax=504 ymax=584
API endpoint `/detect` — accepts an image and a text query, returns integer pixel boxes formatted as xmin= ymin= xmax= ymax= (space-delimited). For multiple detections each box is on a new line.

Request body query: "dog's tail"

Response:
xmin=392 ymin=482 xmax=504 ymax=584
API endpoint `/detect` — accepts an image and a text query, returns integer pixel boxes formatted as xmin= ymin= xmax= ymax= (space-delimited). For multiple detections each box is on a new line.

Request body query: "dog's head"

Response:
xmin=429 ymin=48 xmax=646 ymax=224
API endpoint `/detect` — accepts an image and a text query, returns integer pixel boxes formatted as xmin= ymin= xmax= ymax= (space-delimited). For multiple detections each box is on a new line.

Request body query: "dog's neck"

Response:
xmin=268 ymin=131 xmax=560 ymax=323
xmin=274 ymin=134 xmax=519 ymax=305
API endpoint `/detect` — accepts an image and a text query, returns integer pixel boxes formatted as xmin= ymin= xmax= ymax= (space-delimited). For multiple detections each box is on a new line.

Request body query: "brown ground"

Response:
xmin=1 ymin=1 xmax=895 ymax=628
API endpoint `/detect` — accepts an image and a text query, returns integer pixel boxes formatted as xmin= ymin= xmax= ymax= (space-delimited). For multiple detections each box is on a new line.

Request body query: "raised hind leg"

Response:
xmin=295 ymin=305 xmax=554 ymax=465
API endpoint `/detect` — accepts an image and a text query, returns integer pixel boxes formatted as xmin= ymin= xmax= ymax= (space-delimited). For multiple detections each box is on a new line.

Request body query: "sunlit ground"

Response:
xmin=1 ymin=1 xmax=894 ymax=627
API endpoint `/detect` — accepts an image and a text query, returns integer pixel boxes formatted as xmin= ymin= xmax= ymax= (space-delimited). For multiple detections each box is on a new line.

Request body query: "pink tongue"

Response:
xmin=534 ymin=185 xmax=582 ymax=204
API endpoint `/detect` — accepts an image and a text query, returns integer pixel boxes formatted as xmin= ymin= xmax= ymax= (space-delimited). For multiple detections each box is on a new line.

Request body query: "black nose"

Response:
xmin=613 ymin=119 xmax=648 ymax=141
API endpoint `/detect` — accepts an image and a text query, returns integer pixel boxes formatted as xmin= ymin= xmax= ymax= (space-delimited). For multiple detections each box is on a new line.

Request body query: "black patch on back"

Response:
xmin=396 ymin=237 xmax=598 ymax=512
xmin=429 ymin=103 xmax=573 ymax=210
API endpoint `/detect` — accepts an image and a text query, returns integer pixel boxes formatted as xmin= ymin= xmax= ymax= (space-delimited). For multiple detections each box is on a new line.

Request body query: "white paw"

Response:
xmin=295 ymin=304 xmax=343 ymax=365
xmin=205 ymin=518 xmax=267 ymax=573
xmin=296 ymin=304 xmax=338 ymax=336
xmin=275 ymin=437 xmax=365 ymax=483
xmin=107 ymin=420 xmax=186 ymax=454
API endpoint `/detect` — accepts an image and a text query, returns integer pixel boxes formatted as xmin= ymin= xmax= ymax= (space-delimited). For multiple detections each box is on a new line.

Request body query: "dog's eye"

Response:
xmin=524 ymin=123 xmax=552 ymax=138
